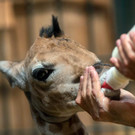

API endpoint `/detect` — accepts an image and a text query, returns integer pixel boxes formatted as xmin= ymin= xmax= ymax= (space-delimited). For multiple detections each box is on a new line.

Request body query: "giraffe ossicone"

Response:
xmin=0 ymin=16 xmax=109 ymax=135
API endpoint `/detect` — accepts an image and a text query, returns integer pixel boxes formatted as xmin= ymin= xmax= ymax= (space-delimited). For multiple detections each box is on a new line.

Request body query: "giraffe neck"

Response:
xmin=35 ymin=114 xmax=88 ymax=135
xmin=25 ymin=92 xmax=88 ymax=135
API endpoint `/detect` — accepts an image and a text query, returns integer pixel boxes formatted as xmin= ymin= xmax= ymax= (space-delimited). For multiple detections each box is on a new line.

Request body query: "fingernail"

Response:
xmin=89 ymin=66 xmax=95 ymax=71
xmin=110 ymin=57 xmax=117 ymax=63
xmin=80 ymin=76 xmax=84 ymax=79
xmin=116 ymin=39 xmax=121 ymax=47
xmin=121 ymin=34 xmax=127 ymax=40
xmin=85 ymin=66 xmax=89 ymax=73
xmin=89 ymin=66 xmax=96 ymax=75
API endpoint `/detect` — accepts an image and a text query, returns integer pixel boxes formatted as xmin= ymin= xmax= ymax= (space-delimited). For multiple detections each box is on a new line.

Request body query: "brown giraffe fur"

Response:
xmin=0 ymin=16 xmax=108 ymax=135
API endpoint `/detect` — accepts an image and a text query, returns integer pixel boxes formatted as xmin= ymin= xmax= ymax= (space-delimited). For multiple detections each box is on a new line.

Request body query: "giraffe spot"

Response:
xmin=49 ymin=123 xmax=63 ymax=133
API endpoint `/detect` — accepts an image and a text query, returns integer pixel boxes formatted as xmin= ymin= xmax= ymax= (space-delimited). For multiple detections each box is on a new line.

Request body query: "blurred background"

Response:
xmin=0 ymin=0 xmax=135 ymax=135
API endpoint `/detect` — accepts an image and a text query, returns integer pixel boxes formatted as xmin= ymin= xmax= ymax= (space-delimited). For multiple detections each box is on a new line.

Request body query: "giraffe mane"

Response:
xmin=39 ymin=15 xmax=64 ymax=38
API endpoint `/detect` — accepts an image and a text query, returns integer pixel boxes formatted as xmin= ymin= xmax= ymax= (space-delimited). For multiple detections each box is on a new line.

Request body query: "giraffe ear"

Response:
xmin=0 ymin=61 xmax=26 ymax=90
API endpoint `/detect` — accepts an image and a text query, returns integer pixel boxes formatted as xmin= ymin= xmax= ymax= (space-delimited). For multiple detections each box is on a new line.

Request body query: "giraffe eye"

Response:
xmin=32 ymin=68 xmax=53 ymax=81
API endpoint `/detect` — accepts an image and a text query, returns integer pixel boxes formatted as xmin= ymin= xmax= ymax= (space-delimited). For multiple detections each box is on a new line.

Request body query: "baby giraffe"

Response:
xmin=0 ymin=16 xmax=107 ymax=135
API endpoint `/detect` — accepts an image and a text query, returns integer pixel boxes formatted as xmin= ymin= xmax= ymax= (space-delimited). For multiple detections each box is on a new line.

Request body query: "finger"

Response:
xmin=110 ymin=57 xmax=122 ymax=69
xmin=79 ymin=75 xmax=84 ymax=92
xmin=86 ymin=67 xmax=92 ymax=96
xmin=110 ymin=57 xmax=127 ymax=75
xmin=89 ymin=66 xmax=101 ymax=98
xmin=89 ymin=67 xmax=101 ymax=118
xmin=116 ymin=38 xmax=128 ymax=65
xmin=75 ymin=76 xmax=84 ymax=104
xmin=120 ymin=34 xmax=135 ymax=60
xmin=82 ymin=67 xmax=89 ymax=96
xmin=129 ymin=31 xmax=135 ymax=51
xmin=90 ymin=66 xmax=100 ymax=90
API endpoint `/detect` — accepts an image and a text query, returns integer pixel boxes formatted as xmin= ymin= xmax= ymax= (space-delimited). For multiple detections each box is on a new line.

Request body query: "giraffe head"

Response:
xmin=0 ymin=16 xmax=107 ymax=123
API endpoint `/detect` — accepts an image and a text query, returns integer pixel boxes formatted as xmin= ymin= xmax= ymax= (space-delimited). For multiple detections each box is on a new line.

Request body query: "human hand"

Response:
xmin=110 ymin=32 xmax=135 ymax=80
xmin=76 ymin=66 xmax=110 ymax=120
xmin=76 ymin=66 xmax=135 ymax=127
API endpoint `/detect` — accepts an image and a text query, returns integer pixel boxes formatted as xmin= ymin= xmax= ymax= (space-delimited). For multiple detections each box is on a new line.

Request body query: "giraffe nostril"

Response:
xmin=93 ymin=62 xmax=111 ymax=74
